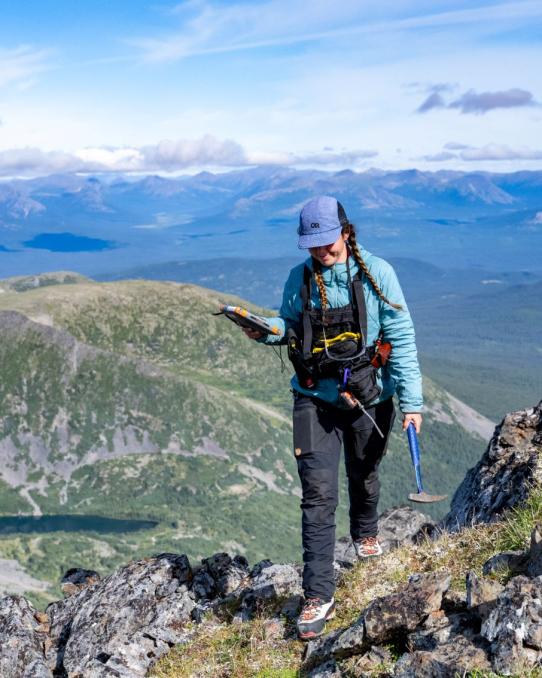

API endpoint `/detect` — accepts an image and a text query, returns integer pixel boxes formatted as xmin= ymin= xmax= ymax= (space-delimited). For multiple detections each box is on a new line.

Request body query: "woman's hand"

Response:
xmin=402 ymin=412 xmax=422 ymax=433
xmin=242 ymin=327 xmax=263 ymax=340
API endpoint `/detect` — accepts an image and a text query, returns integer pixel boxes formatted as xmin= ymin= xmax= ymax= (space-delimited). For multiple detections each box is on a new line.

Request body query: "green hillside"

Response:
xmin=0 ymin=274 xmax=491 ymax=604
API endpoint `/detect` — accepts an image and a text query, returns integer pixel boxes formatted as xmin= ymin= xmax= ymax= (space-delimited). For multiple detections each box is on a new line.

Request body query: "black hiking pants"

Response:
xmin=292 ymin=392 xmax=396 ymax=602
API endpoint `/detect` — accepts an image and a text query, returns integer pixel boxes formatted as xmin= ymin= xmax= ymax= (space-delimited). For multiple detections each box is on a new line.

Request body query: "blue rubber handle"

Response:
xmin=407 ymin=422 xmax=424 ymax=494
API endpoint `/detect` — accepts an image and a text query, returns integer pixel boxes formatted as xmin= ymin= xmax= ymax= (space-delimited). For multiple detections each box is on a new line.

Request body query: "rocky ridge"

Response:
xmin=444 ymin=400 xmax=542 ymax=530
xmin=0 ymin=401 xmax=540 ymax=676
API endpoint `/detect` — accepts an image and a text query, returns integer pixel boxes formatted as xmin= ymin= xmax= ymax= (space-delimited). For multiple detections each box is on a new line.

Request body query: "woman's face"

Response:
xmin=309 ymin=233 xmax=348 ymax=267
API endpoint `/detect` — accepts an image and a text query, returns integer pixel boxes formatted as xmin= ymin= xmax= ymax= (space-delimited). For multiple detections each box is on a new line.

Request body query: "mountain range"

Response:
xmin=0 ymin=167 xmax=541 ymax=278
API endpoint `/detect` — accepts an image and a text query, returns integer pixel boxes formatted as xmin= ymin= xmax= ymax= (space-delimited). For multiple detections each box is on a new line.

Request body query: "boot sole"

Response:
xmin=297 ymin=608 xmax=336 ymax=641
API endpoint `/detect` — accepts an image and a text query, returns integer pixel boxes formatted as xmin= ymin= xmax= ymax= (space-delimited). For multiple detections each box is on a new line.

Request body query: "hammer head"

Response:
xmin=409 ymin=491 xmax=448 ymax=504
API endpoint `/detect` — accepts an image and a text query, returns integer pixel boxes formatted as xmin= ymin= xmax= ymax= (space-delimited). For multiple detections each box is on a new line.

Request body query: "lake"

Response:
xmin=0 ymin=514 xmax=158 ymax=535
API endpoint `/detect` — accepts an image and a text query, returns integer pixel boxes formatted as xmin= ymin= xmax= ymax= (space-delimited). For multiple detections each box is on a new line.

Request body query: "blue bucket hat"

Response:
xmin=297 ymin=195 xmax=349 ymax=249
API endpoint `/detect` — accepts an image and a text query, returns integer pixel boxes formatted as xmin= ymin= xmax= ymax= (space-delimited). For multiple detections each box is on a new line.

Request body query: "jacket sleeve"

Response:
xmin=257 ymin=266 xmax=304 ymax=346
xmin=377 ymin=262 xmax=423 ymax=413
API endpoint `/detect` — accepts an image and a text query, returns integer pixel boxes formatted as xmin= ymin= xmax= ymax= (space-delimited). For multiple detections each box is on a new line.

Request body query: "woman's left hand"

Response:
xmin=402 ymin=412 xmax=422 ymax=433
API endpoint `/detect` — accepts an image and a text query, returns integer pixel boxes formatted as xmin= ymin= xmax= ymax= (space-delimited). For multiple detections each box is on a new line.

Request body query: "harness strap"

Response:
xmin=352 ymin=278 xmax=368 ymax=345
xmin=301 ymin=265 xmax=313 ymax=360
xmin=346 ymin=254 xmax=368 ymax=347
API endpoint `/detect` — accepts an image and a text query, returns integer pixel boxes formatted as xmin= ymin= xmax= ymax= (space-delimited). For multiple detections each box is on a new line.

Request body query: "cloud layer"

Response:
xmin=423 ymin=143 xmax=542 ymax=161
xmin=0 ymin=137 xmax=378 ymax=177
xmin=417 ymin=87 xmax=538 ymax=114
xmin=131 ymin=0 xmax=542 ymax=62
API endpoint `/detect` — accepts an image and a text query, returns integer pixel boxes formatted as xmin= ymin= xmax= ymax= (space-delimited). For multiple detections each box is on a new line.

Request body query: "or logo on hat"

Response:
xmin=310 ymin=222 xmax=320 ymax=229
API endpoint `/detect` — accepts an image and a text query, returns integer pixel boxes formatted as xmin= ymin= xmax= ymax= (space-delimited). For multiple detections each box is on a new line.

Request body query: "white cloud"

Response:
xmin=0 ymin=147 xmax=82 ymax=175
xmin=141 ymin=137 xmax=246 ymax=169
xmin=0 ymin=136 xmax=378 ymax=177
xmin=460 ymin=143 xmax=542 ymax=160
xmin=418 ymin=87 xmax=539 ymax=114
xmin=0 ymin=136 xmax=246 ymax=176
xmin=0 ymin=45 xmax=52 ymax=89
xmin=420 ymin=143 xmax=542 ymax=162
xmin=422 ymin=151 xmax=457 ymax=161
xmin=444 ymin=142 xmax=473 ymax=150
xmin=130 ymin=0 xmax=542 ymax=62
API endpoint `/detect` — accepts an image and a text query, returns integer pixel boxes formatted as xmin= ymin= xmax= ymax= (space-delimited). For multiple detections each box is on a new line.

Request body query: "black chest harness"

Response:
xmin=287 ymin=259 xmax=390 ymax=409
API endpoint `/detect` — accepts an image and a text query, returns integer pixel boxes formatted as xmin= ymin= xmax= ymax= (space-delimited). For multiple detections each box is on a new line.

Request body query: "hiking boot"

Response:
xmin=354 ymin=536 xmax=382 ymax=559
xmin=296 ymin=597 xmax=336 ymax=640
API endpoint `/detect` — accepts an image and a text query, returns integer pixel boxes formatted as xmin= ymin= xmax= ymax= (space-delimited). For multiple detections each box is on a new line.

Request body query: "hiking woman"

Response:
xmin=243 ymin=195 xmax=423 ymax=640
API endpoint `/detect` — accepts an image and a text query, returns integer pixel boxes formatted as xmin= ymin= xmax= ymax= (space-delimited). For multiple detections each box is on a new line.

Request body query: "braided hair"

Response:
xmin=312 ymin=260 xmax=329 ymax=317
xmin=311 ymin=222 xmax=403 ymax=311
xmin=347 ymin=223 xmax=403 ymax=310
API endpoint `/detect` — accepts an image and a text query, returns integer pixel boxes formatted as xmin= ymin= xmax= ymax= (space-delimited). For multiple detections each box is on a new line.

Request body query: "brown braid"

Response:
xmin=312 ymin=259 xmax=329 ymax=317
xmin=310 ymin=223 xmax=403 ymax=311
xmin=347 ymin=223 xmax=403 ymax=310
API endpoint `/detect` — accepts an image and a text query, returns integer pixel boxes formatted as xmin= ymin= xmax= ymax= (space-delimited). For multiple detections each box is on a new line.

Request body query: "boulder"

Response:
xmin=304 ymin=572 xmax=450 ymax=671
xmin=231 ymin=561 xmax=303 ymax=622
xmin=526 ymin=524 xmax=542 ymax=577
xmin=0 ymin=596 xmax=52 ymax=678
xmin=45 ymin=553 xmax=195 ymax=677
xmin=60 ymin=567 xmax=101 ymax=598
xmin=482 ymin=550 xmax=527 ymax=577
xmin=444 ymin=401 xmax=542 ymax=530
xmin=334 ymin=506 xmax=436 ymax=568
xmin=307 ymin=658 xmax=343 ymax=677
xmin=408 ymin=610 xmax=479 ymax=651
xmin=481 ymin=574 xmax=542 ymax=674
xmin=353 ymin=645 xmax=393 ymax=673
xmin=303 ymin=629 xmax=344 ymax=667
xmin=465 ymin=570 xmax=504 ymax=621
xmin=327 ymin=618 xmax=367 ymax=660
xmin=199 ymin=552 xmax=250 ymax=596
xmin=364 ymin=572 xmax=451 ymax=643
xmin=239 ymin=561 xmax=303 ymax=621
xmin=394 ymin=634 xmax=492 ymax=678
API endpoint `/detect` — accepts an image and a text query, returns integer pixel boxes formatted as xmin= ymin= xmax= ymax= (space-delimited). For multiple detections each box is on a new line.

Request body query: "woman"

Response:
xmin=243 ymin=195 xmax=423 ymax=640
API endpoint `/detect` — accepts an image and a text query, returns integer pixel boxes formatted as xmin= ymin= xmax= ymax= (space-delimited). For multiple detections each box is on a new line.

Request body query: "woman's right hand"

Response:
xmin=242 ymin=327 xmax=263 ymax=340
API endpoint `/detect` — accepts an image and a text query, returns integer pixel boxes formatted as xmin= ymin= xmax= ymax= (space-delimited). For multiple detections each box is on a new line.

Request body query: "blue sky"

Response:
xmin=0 ymin=0 xmax=541 ymax=176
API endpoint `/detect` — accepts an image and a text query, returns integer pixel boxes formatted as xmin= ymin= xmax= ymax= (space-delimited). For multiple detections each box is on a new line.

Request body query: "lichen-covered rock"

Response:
xmin=0 ymin=596 xmax=52 ymax=678
xmin=481 ymin=574 xmax=542 ymax=674
xmin=408 ymin=610 xmax=478 ymax=651
xmin=307 ymin=658 xmax=343 ymax=677
xmin=304 ymin=573 xmax=450 ymax=671
xmin=444 ymin=401 xmax=542 ymax=530
xmin=465 ymin=570 xmax=504 ymax=621
xmin=378 ymin=506 xmax=436 ymax=550
xmin=199 ymin=552 xmax=250 ymax=596
xmin=394 ymin=634 xmax=492 ymax=678
xmin=334 ymin=506 xmax=435 ymax=568
xmin=60 ymin=567 xmax=101 ymax=598
xmin=526 ymin=524 xmax=542 ymax=577
xmin=327 ymin=618 xmax=367 ymax=659
xmin=303 ymin=629 xmax=343 ymax=667
xmin=482 ymin=550 xmax=527 ymax=577
xmin=364 ymin=572 xmax=451 ymax=643
xmin=353 ymin=645 xmax=393 ymax=674
xmin=45 ymin=553 xmax=195 ymax=677
xmin=240 ymin=562 xmax=302 ymax=617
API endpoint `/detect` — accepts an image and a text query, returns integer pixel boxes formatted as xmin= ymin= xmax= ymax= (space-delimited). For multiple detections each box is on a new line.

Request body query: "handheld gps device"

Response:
xmin=215 ymin=304 xmax=281 ymax=336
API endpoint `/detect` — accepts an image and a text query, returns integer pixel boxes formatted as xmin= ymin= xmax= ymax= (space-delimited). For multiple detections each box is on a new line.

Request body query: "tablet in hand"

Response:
xmin=216 ymin=305 xmax=281 ymax=336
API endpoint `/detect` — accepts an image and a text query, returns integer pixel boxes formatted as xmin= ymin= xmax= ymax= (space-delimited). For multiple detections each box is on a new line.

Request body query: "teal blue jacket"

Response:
xmin=259 ymin=248 xmax=423 ymax=413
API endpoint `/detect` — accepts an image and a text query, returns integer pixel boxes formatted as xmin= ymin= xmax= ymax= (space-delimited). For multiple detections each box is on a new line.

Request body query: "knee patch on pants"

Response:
xmin=297 ymin=461 xmax=337 ymax=507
